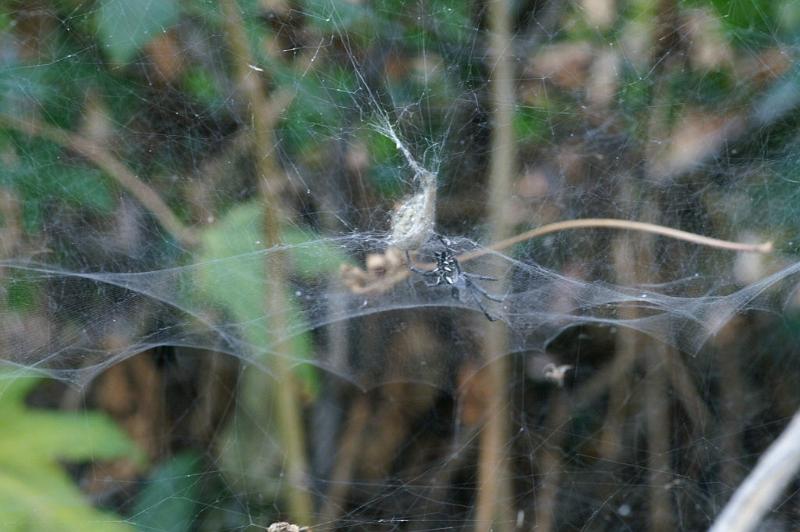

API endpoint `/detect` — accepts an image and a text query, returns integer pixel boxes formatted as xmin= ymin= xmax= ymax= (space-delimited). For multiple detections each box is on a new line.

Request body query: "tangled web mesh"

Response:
xmin=2 ymin=0 xmax=800 ymax=530
xmin=2 ymin=233 xmax=799 ymax=389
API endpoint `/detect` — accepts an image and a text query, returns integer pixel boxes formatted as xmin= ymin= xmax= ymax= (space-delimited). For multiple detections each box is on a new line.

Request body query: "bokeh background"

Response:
xmin=2 ymin=0 xmax=800 ymax=530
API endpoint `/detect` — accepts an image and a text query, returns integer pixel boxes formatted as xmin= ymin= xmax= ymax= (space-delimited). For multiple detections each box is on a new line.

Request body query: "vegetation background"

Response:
xmin=1 ymin=0 xmax=800 ymax=530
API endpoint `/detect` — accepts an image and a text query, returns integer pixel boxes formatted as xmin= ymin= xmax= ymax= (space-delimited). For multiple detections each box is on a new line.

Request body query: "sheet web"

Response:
xmin=1 ymin=0 xmax=800 ymax=530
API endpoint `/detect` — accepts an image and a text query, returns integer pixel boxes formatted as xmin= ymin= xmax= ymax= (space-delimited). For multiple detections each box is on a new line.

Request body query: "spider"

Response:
xmin=407 ymin=236 xmax=504 ymax=321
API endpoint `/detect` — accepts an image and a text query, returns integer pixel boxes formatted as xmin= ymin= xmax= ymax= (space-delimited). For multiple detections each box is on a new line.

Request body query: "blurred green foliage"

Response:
xmin=0 ymin=375 xmax=143 ymax=532
xmin=197 ymin=202 xmax=351 ymax=396
xmin=5 ymin=272 xmax=37 ymax=312
xmin=514 ymin=105 xmax=549 ymax=143
xmin=96 ymin=0 xmax=179 ymax=64
xmin=0 ymin=0 xmax=798 ymax=528
xmin=1 ymin=138 xmax=114 ymax=232
xmin=702 ymin=0 xmax=777 ymax=35
xmin=197 ymin=202 xmax=349 ymax=505
xmin=130 ymin=452 xmax=201 ymax=532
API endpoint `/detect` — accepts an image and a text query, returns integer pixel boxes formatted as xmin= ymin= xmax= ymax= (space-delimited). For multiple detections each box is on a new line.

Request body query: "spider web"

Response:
xmin=2 ymin=0 xmax=800 ymax=530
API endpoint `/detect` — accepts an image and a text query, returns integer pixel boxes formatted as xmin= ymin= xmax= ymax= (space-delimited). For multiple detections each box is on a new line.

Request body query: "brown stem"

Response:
xmin=0 ymin=114 xmax=197 ymax=247
xmin=474 ymin=0 xmax=515 ymax=529
xmin=717 ymin=334 xmax=746 ymax=500
xmin=318 ymin=396 xmax=370 ymax=523
xmin=355 ymin=218 xmax=772 ymax=296
xmin=466 ymin=218 xmax=773 ymax=262
xmin=646 ymin=343 xmax=674 ymax=532
xmin=596 ymin=233 xmax=640 ymax=463
xmin=531 ymin=390 xmax=569 ymax=532
xmin=221 ymin=0 xmax=312 ymax=524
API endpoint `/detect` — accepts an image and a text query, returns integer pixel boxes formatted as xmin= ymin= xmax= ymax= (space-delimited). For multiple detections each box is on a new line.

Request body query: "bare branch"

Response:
xmin=710 ymin=410 xmax=800 ymax=532
xmin=0 ymin=114 xmax=197 ymax=247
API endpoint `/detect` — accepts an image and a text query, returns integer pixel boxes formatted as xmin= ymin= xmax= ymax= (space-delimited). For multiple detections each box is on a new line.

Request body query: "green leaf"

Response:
xmin=282 ymin=227 xmax=354 ymax=278
xmin=280 ymin=68 xmax=357 ymax=157
xmin=197 ymin=203 xmax=350 ymax=396
xmin=5 ymin=138 xmax=116 ymax=232
xmin=0 ymin=411 xmax=143 ymax=464
xmin=130 ymin=452 xmax=201 ymax=532
xmin=778 ymin=0 xmax=800 ymax=32
xmin=183 ymin=68 xmax=219 ymax=105
xmin=514 ymin=105 xmax=548 ymax=142
xmin=0 ymin=375 xmax=42 ymax=408
xmin=5 ymin=272 xmax=38 ymax=312
xmin=299 ymin=0 xmax=371 ymax=33
xmin=57 ymin=166 xmax=116 ymax=212
xmin=421 ymin=0 xmax=473 ymax=46
xmin=0 ymin=9 xmax=10 ymax=32
xmin=0 ymin=373 xmax=143 ymax=531
xmin=96 ymin=0 xmax=180 ymax=64
xmin=0 ymin=463 xmax=130 ymax=532
xmin=198 ymin=204 xmax=350 ymax=497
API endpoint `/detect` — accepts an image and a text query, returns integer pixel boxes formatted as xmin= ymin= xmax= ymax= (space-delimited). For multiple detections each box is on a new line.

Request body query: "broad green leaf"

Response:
xmin=0 ymin=411 xmax=144 ymax=463
xmin=0 ymin=463 xmax=130 ymax=532
xmin=0 ymin=374 xmax=42 ymax=408
xmin=197 ymin=202 xmax=350 ymax=395
xmin=197 ymin=203 xmax=349 ymax=497
xmin=0 ymin=373 xmax=143 ymax=531
xmin=96 ymin=0 xmax=180 ymax=64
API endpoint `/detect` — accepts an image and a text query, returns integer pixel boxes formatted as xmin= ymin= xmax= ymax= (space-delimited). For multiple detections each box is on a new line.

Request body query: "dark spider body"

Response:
xmin=408 ymin=236 xmax=504 ymax=321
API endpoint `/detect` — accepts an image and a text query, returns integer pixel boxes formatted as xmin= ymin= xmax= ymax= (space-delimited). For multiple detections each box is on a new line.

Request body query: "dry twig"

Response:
xmin=474 ymin=0 xmax=515 ymax=529
xmin=709 ymin=409 xmax=800 ymax=532
xmin=220 ymin=0 xmax=311 ymax=523
xmin=0 ymin=114 xmax=197 ymax=247
xmin=341 ymin=218 xmax=772 ymax=296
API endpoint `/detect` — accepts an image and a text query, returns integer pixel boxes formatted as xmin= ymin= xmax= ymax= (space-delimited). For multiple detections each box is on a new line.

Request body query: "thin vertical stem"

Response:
xmin=646 ymin=344 xmax=673 ymax=532
xmin=597 ymin=235 xmax=637 ymax=462
xmin=221 ymin=0 xmax=313 ymax=524
xmin=718 ymin=335 xmax=745 ymax=498
xmin=532 ymin=391 xmax=569 ymax=532
xmin=475 ymin=0 xmax=515 ymax=530
xmin=318 ymin=396 xmax=370 ymax=523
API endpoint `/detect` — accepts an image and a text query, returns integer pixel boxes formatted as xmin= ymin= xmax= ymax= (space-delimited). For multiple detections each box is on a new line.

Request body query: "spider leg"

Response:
xmin=465 ymin=272 xmax=498 ymax=282
xmin=406 ymin=251 xmax=429 ymax=274
xmin=411 ymin=272 xmax=441 ymax=287
xmin=407 ymin=263 xmax=442 ymax=288
xmin=465 ymin=285 xmax=497 ymax=321
xmin=465 ymin=277 xmax=505 ymax=302
xmin=407 ymin=253 xmax=440 ymax=280
xmin=411 ymin=265 xmax=438 ymax=276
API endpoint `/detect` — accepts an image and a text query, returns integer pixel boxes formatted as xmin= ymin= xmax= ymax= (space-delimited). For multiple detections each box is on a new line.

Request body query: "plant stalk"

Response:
xmin=221 ymin=0 xmax=313 ymax=524
xmin=474 ymin=0 xmax=515 ymax=530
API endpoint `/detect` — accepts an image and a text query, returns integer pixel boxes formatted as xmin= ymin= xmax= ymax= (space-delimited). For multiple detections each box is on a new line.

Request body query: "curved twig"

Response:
xmin=460 ymin=218 xmax=772 ymax=263
xmin=709 ymin=410 xmax=800 ymax=532
xmin=0 ymin=114 xmax=198 ymax=247
xmin=345 ymin=219 xmax=773 ymax=295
